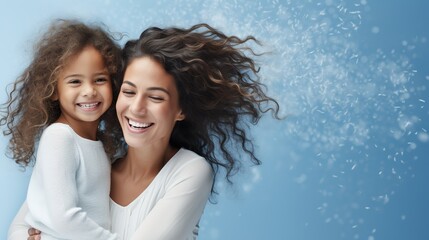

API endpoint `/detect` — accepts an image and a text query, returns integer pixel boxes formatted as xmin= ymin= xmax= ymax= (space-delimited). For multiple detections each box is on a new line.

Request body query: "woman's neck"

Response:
xmin=117 ymin=144 xmax=178 ymax=181
xmin=110 ymin=145 xmax=180 ymax=206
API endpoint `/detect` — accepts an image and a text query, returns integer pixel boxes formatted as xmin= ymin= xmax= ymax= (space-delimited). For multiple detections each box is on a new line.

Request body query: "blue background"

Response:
xmin=1 ymin=0 xmax=428 ymax=239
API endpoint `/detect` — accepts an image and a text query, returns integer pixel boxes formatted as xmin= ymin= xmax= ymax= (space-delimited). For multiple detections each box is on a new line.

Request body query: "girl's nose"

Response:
xmin=82 ymin=84 xmax=96 ymax=97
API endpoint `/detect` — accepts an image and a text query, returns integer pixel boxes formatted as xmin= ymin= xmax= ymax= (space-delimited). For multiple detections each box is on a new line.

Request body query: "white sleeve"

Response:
xmin=130 ymin=158 xmax=213 ymax=240
xmin=8 ymin=201 xmax=31 ymax=240
xmin=27 ymin=127 xmax=118 ymax=240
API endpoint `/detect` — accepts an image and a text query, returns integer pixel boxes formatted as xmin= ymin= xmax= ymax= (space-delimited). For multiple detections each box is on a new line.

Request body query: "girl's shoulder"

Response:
xmin=42 ymin=123 xmax=103 ymax=147
xmin=45 ymin=122 xmax=71 ymax=130
xmin=39 ymin=123 xmax=76 ymax=144
xmin=36 ymin=123 xmax=78 ymax=156
xmin=42 ymin=123 xmax=73 ymax=136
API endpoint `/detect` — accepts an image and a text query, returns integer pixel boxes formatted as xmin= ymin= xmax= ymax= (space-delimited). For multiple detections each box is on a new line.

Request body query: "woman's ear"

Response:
xmin=176 ymin=111 xmax=185 ymax=121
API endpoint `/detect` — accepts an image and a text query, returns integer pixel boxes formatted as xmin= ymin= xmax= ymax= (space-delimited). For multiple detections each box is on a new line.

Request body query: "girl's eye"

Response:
xmin=95 ymin=77 xmax=109 ymax=84
xmin=68 ymin=79 xmax=81 ymax=84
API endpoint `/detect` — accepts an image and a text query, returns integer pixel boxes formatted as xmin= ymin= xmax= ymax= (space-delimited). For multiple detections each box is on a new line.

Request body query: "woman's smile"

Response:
xmin=126 ymin=117 xmax=154 ymax=132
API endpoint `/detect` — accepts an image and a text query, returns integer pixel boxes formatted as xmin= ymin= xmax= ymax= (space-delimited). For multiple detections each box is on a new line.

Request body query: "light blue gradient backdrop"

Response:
xmin=1 ymin=1 xmax=428 ymax=239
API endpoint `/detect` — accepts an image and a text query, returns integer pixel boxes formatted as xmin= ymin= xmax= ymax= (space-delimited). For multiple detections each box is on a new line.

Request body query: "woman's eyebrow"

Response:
xmin=122 ymin=81 xmax=170 ymax=95
xmin=122 ymin=80 xmax=136 ymax=87
xmin=147 ymin=87 xmax=170 ymax=95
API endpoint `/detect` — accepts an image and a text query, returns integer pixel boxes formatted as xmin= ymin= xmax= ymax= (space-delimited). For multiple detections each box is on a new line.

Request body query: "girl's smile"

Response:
xmin=76 ymin=102 xmax=101 ymax=111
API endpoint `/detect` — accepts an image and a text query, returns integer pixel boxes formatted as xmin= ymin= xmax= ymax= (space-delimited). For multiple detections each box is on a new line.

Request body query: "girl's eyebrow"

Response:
xmin=93 ymin=70 xmax=109 ymax=76
xmin=63 ymin=71 xmax=108 ymax=79
xmin=63 ymin=74 xmax=83 ymax=79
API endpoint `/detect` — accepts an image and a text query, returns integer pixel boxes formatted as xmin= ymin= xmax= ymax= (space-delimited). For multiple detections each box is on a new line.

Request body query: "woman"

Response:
xmin=12 ymin=23 xmax=280 ymax=240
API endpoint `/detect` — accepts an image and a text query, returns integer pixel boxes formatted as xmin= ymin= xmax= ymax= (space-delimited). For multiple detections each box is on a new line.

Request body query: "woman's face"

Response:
xmin=116 ymin=57 xmax=185 ymax=149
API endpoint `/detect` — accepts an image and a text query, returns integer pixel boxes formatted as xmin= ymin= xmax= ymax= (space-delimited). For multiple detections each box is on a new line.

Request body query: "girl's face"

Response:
xmin=116 ymin=57 xmax=185 ymax=149
xmin=55 ymin=46 xmax=112 ymax=133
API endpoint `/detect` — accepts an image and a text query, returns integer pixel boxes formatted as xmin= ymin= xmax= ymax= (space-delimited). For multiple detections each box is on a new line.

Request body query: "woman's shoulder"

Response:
xmin=165 ymin=148 xmax=214 ymax=182
xmin=174 ymin=148 xmax=211 ymax=170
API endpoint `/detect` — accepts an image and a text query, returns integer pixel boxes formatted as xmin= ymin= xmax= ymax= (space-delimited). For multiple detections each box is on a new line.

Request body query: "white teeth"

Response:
xmin=128 ymin=119 xmax=151 ymax=128
xmin=79 ymin=103 xmax=98 ymax=108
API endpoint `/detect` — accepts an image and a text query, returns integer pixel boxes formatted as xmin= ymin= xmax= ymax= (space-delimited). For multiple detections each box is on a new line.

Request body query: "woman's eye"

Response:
xmin=121 ymin=90 xmax=135 ymax=96
xmin=150 ymin=96 xmax=164 ymax=102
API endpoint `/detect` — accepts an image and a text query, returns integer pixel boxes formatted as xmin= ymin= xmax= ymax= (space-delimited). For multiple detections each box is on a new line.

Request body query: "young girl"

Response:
xmin=1 ymin=20 xmax=122 ymax=239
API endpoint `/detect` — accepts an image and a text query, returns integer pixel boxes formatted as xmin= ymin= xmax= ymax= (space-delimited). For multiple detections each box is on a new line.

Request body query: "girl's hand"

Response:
xmin=27 ymin=228 xmax=41 ymax=240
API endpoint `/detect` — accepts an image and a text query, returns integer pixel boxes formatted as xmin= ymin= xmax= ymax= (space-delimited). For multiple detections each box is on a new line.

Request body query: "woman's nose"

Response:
xmin=129 ymin=97 xmax=147 ymax=116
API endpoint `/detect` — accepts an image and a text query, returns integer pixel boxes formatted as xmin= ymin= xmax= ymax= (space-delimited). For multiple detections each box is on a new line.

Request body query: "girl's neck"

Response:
xmin=56 ymin=115 xmax=99 ymax=140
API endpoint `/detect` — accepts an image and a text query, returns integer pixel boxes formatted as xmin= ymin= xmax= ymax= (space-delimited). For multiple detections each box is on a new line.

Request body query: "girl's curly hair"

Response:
xmin=1 ymin=19 xmax=123 ymax=167
xmin=122 ymin=23 xmax=280 ymax=193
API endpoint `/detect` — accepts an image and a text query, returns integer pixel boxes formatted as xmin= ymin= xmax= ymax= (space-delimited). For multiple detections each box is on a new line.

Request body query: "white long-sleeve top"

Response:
xmin=111 ymin=148 xmax=214 ymax=240
xmin=8 ymin=147 xmax=213 ymax=240
xmin=9 ymin=123 xmax=118 ymax=240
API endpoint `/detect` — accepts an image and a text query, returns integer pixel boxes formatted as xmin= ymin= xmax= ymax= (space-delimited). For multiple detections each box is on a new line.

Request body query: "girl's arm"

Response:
xmin=130 ymin=157 xmax=213 ymax=240
xmin=8 ymin=201 xmax=32 ymax=240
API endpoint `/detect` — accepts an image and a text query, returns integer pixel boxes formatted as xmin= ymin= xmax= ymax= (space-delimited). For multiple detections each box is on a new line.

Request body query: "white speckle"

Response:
xmin=325 ymin=0 xmax=334 ymax=6
xmin=242 ymin=184 xmax=252 ymax=192
xmin=294 ymin=174 xmax=307 ymax=184
xmin=209 ymin=228 xmax=219 ymax=239
xmin=251 ymin=167 xmax=261 ymax=183
xmin=407 ymin=142 xmax=417 ymax=150
xmin=418 ymin=132 xmax=429 ymax=142
xmin=371 ymin=26 xmax=379 ymax=34
xmin=383 ymin=194 xmax=390 ymax=204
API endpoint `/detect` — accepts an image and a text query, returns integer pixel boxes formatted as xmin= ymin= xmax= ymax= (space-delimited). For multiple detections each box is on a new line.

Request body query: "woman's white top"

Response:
xmin=111 ymin=148 xmax=213 ymax=240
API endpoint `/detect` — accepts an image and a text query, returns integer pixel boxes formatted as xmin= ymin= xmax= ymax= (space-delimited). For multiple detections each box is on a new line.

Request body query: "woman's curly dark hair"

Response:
xmin=122 ymin=23 xmax=280 ymax=193
xmin=1 ymin=19 xmax=123 ymax=166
